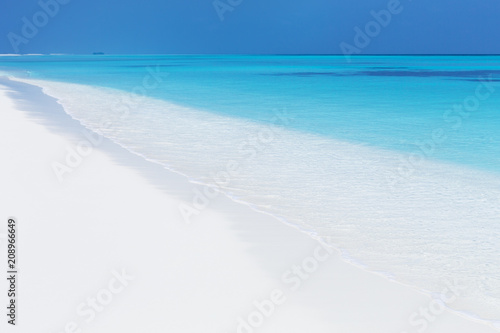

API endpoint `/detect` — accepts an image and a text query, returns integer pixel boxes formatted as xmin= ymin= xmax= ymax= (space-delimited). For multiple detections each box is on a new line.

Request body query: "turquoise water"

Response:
xmin=1 ymin=55 xmax=500 ymax=325
xmin=2 ymin=55 xmax=500 ymax=173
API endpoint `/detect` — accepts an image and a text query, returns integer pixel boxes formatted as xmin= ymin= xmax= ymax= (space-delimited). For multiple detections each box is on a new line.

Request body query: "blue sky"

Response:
xmin=1 ymin=0 xmax=499 ymax=54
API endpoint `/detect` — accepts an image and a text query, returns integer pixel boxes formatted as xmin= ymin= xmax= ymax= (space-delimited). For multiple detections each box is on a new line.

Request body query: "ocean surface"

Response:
xmin=1 ymin=55 xmax=499 ymax=325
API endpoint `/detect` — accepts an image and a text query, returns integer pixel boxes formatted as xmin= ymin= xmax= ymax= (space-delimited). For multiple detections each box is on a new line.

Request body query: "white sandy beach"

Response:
xmin=1 ymin=78 xmax=499 ymax=333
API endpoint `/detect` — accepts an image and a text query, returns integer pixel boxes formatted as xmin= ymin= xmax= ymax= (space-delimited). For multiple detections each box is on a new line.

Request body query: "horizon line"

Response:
xmin=1 ymin=53 xmax=500 ymax=56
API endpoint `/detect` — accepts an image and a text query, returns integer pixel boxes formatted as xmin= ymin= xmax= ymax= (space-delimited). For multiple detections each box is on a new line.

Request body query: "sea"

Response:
xmin=1 ymin=54 xmax=499 ymax=326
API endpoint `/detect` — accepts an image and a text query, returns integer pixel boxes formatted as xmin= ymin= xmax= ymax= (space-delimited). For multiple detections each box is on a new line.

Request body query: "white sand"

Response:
xmin=0 ymin=78 xmax=498 ymax=333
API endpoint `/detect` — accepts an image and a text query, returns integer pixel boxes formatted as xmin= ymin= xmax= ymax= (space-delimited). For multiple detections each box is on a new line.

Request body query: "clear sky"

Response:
xmin=1 ymin=0 xmax=499 ymax=54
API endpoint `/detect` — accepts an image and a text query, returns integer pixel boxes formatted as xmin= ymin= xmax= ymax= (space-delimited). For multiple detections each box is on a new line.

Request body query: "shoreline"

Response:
xmin=1 ymin=76 xmax=499 ymax=332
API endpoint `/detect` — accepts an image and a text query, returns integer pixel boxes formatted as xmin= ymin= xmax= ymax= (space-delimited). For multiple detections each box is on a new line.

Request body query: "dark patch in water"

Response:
xmin=264 ymin=69 xmax=500 ymax=80
xmin=358 ymin=69 xmax=500 ymax=78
